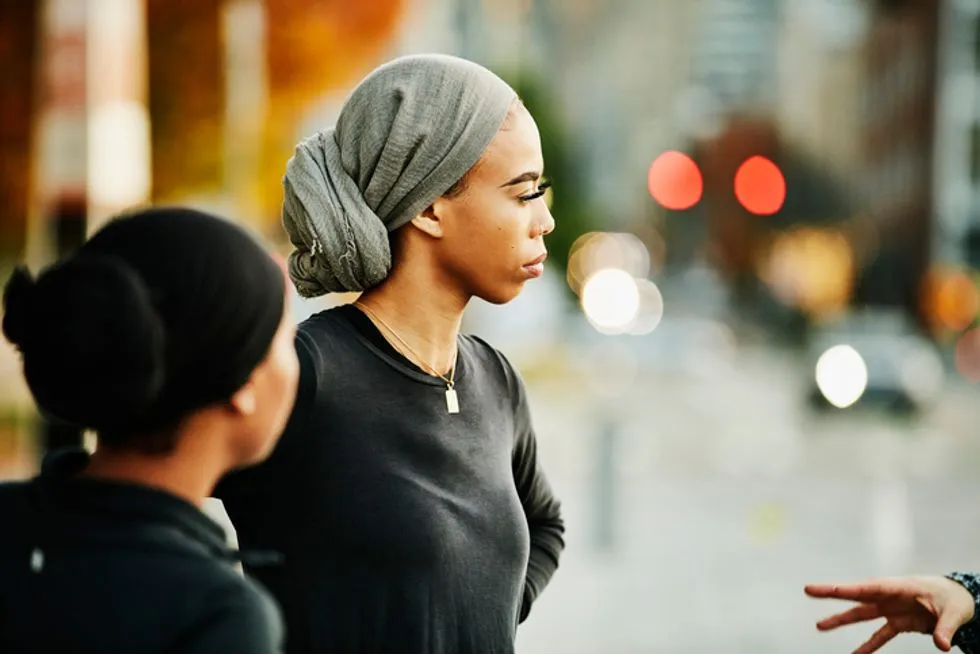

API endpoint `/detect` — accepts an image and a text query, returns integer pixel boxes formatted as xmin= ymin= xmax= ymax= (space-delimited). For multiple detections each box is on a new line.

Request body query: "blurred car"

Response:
xmin=805 ymin=308 xmax=945 ymax=415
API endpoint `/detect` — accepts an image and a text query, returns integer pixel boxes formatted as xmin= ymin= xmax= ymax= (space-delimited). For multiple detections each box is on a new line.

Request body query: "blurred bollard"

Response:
xmin=582 ymin=339 xmax=635 ymax=554
xmin=593 ymin=411 xmax=618 ymax=552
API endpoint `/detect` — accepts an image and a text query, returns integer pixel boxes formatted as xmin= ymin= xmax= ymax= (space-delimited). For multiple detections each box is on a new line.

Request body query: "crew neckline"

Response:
xmin=327 ymin=304 xmax=469 ymax=388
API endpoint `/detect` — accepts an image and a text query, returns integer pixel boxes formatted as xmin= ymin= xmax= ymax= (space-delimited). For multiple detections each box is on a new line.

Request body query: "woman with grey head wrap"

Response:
xmin=215 ymin=54 xmax=565 ymax=654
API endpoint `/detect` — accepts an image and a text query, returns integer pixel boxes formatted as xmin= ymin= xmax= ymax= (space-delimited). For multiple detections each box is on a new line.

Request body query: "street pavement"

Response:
xmin=516 ymin=346 xmax=980 ymax=654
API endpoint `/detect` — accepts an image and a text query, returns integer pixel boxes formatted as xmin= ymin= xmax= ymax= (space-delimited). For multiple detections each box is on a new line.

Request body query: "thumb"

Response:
xmin=934 ymin=610 xmax=967 ymax=651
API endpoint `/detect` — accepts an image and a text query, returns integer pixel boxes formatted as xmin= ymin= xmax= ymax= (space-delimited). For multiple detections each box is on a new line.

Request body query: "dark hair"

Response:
xmin=443 ymin=172 xmax=470 ymax=199
xmin=2 ymin=207 xmax=287 ymax=453
xmin=4 ymin=257 xmax=166 ymax=440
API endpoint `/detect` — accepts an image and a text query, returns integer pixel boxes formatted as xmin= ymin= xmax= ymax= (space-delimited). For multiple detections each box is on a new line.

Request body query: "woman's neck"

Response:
xmin=82 ymin=453 xmax=217 ymax=506
xmin=357 ymin=260 xmax=468 ymax=376
xmin=81 ymin=426 xmax=228 ymax=506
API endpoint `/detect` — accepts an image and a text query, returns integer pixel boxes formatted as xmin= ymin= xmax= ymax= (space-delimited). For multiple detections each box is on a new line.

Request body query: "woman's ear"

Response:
xmin=229 ymin=381 xmax=257 ymax=417
xmin=410 ymin=204 xmax=445 ymax=239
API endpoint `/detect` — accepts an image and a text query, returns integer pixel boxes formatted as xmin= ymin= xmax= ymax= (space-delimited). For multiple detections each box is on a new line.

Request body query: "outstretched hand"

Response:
xmin=805 ymin=576 xmax=975 ymax=654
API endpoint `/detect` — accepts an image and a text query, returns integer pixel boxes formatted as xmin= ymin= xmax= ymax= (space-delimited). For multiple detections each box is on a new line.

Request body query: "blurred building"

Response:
xmin=933 ymin=0 xmax=980 ymax=270
xmin=656 ymin=0 xmax=945 ymax=323
xmin=775 ymin=0 xmax=869 ymax=184
xmin=692 ymin=0 xmax=781 ymax=114
xmin=495 ymin=0 xmax=705 ymax=225
xmin=855 ymin=0 xmax=939 ymax=313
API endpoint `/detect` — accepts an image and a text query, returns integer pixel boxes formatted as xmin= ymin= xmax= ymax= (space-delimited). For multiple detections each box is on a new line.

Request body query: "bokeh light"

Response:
xmin=631 ymin=224 xmax=668 ymax=276
xmin=581 ymin=268 xmax=640 ymax=334
xmin=628 ymin=278 xmax=665 ymax=335
xmin=734 ymin=155 xmax=785 ymax=216
xmin=815 ymin=344 xmax=868 ymax=409
xmin=760 ymin=227 xmax=853 ymax=319
xmin=89 ymin=101 xmax=152 ymax=209
xmin=567 ymin=232 xmax=650 ymax=296
xmin=935 ymin=271 xmax=980 ymax=332
xmin=647 ymin=150 xmax=703 ymax=211
xmin=954 ymin=328 xmax=980 ymax=382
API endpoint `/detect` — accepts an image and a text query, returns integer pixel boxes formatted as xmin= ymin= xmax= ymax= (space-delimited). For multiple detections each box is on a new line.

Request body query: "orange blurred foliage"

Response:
xmin=0 ymin=1 xmax=39 ymax=254
xmin=260 ymin=0 xmax=406 ymax=228
xmin=147 ymin=0 xmax=225 ymax=202
xmin=266 ymin=0 xmax=405 ymax=104
xmin=145 ymin=0 xmax=405 ymax=221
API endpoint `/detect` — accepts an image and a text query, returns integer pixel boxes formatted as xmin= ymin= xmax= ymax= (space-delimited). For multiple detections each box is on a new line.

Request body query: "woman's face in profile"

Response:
xmin=430 ymin=103 xmax=556 ymax=305
xmin=232 ymin=278 xmax=299 ymax=466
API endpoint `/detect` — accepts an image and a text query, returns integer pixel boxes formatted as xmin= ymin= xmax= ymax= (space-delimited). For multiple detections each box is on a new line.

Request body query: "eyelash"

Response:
xmin=518 ymin=180 xmax=553 ymax=203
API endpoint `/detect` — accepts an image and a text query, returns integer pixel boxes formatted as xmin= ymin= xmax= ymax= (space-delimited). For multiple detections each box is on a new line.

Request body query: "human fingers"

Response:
xmin=816 ymin=603 xmax=885 ymax=631
xmin=853 ymin=622 xmax=897 ymax=654
xmin=806 ymin=579 xmax=918 ymax=602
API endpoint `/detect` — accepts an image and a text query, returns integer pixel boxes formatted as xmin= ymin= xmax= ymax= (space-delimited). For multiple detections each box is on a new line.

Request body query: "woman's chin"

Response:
xmin=475 ymin=281 xmax=529 ymax=306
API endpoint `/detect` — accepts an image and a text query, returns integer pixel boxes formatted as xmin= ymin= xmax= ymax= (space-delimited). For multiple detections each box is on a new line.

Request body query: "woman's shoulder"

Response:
xmin=460 ymin=332 xmax=509 ymax=365
xmin=291 ymin=304 xmax=375 ymax=405
xmin=295 ymin=305 xmax=361 ymax=367
xmin=202 ymin=572 xmax=282 ymax=626
xmin=298 ymin=304 xmax=358 ymax=340
xmin=459 ymin=333 xmax=525 ymax=395
xmin=133 ymin=539 xmax=280 ymax=642
xmin=167 ymin=568 xmax=283 ymax=653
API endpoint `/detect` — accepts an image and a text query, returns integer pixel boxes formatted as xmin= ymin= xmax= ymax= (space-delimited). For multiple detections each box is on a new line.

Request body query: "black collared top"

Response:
xmin=0 ymin=449 xmax=283 ymax=653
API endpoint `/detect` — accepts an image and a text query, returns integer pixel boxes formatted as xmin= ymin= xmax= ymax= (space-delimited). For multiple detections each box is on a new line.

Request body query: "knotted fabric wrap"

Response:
xmin=282 ymin=53 xmax=518 ymax=297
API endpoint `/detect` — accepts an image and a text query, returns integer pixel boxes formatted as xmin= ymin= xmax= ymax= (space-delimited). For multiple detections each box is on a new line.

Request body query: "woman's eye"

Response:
xmin=518 ymin=190 xmax=546 ymax=203
xmin=518 ymin=180 xmax=552 ymax=203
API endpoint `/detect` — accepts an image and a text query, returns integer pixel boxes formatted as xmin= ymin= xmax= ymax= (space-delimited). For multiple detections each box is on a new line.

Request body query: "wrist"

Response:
xmin=946 ymin=573 xmax=980 ymax=647
xmin=947 ymin=573 xmax=979 ymax=619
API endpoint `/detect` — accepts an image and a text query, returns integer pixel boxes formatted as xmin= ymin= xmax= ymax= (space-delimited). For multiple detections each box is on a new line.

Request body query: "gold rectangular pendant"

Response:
xmin=445 ymin=388 xmax=459 ymax=414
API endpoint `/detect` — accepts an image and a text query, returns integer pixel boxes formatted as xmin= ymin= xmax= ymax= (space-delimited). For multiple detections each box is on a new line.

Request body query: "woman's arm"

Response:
xmin=511 ymin=376 xmax=565 ymax=623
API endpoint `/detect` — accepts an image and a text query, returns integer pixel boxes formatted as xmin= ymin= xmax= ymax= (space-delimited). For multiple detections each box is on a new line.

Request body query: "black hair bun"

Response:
xmin=3 ymin=256 xmax=167 ymax=431
xmin=3 ymin=266 xmax=38 ymax=349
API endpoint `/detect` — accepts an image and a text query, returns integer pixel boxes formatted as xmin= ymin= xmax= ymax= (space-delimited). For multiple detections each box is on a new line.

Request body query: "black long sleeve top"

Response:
xmin=215 ymin=305 xmax=565 ymax=654
xmin=0 ymin=450 xmax=283 ymax=653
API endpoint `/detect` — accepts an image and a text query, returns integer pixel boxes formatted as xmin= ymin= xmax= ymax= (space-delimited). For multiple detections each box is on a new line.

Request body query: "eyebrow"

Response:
xmin=499 ymin=171 xmax=540 ymax=187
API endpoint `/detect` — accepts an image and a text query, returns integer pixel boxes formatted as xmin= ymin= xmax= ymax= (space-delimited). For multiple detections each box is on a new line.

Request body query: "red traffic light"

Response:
xmin=647 ymin=151 xmax=703 ymax=211
xmin=734 ymin=155 xmax=785 ymax=216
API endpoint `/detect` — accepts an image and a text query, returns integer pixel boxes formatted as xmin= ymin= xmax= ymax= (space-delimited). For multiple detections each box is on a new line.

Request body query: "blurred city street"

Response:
xmin=4 ymin=0 xmax=980 ymax=652
xmin=516 ymin=344 xmax=980 ymax=654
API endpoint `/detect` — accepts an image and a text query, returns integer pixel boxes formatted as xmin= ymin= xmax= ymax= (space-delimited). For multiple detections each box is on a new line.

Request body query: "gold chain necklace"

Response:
xmin=354 ymin=302 xmax=460 ymax=414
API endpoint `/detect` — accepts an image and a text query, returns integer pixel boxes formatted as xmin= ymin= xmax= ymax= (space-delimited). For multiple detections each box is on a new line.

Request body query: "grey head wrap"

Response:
xmin=282 ymin=53 xmax=518 ymax=297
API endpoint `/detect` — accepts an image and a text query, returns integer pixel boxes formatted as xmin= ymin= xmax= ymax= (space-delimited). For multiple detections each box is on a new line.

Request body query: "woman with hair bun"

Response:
xmin=214 ymin=54 xmax=565 ymax=654
xmin=0 ymin=207 xmax=298 ymax=653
